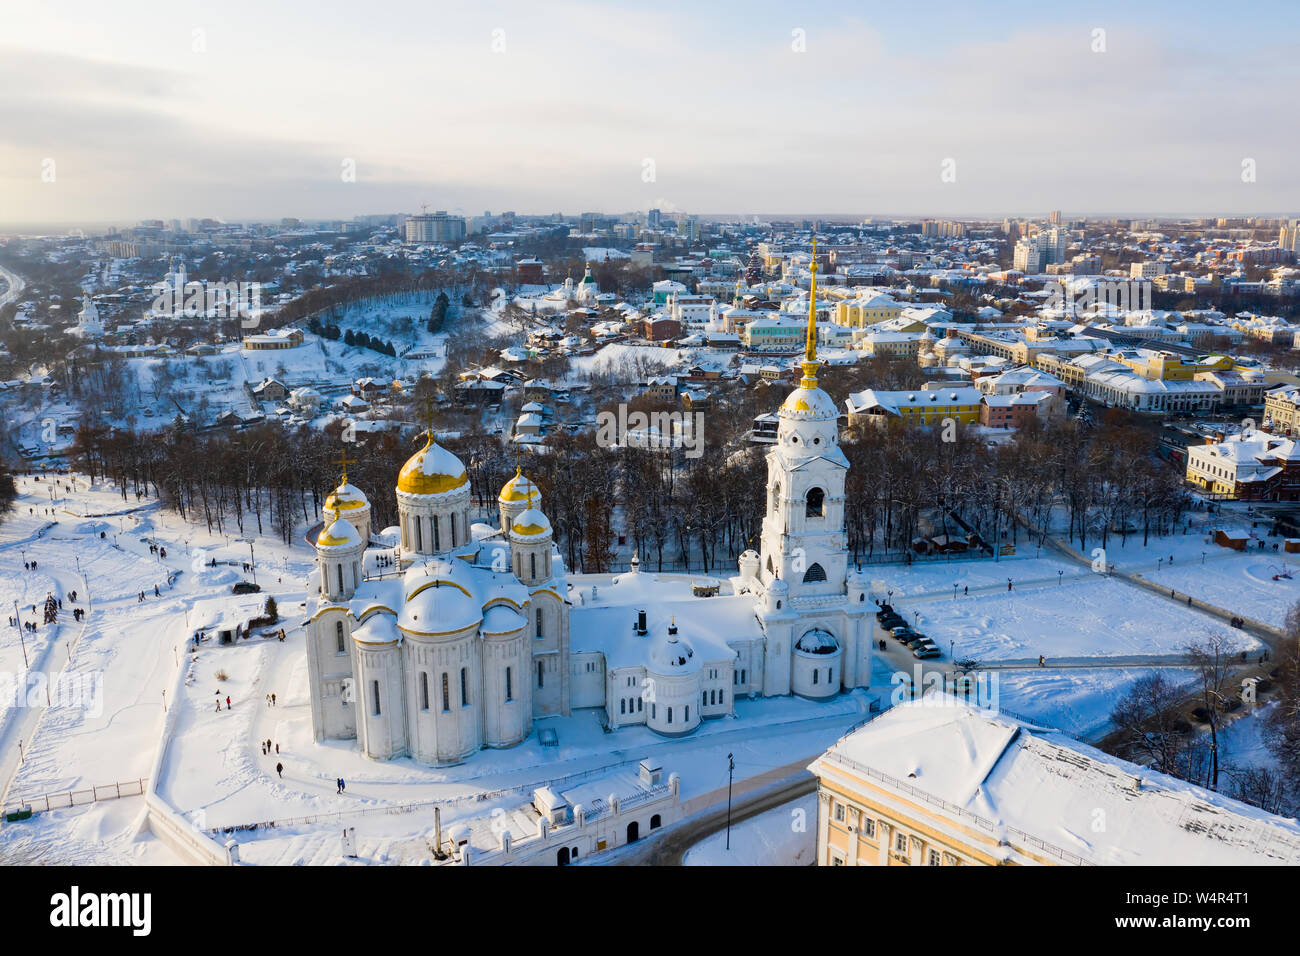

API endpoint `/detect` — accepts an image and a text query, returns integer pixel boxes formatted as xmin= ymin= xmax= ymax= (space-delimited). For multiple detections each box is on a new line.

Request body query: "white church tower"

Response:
xmin=757 ymin=246 xmax=849 ymax=600
xmin=743 ymin=241 xmax=871 ymax=699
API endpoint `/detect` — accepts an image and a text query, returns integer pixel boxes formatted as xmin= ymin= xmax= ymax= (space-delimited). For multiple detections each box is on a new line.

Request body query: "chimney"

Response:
xmin=636 ymin=609 xmax=647 ymax=635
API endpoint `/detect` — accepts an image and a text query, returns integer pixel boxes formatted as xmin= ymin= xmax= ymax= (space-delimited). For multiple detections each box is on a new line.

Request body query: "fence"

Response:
xmin=5 ymin=777 xmax=147 ymax=816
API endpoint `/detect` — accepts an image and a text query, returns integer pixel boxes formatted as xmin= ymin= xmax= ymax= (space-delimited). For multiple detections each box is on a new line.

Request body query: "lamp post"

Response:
xmin=1157 ymin=557 xmax=1163 ymax=572
xmin=1201 ymin=551 xmax=1206 ymax=565
xmin=953 ymin=583 xmax=958 ymax=601
xmin=1058 ymin=569 xmax=1063 ymax=586
xmin=12 ymin=600 xmax=28 ymax=669
xmin=725 ymin=752 xmax=735 ymax=851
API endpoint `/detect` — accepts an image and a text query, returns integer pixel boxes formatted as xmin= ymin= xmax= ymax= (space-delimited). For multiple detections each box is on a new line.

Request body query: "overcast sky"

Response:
xmin=2 ymin=0 xmax=1298 ymax=225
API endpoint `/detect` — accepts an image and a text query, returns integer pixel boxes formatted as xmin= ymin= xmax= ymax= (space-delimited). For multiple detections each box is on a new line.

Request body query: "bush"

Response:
xmin=215 ymin=669 xmax=229 ymax=682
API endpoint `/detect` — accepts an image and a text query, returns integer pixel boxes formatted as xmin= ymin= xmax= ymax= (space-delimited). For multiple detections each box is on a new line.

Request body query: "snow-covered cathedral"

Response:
xmin=304 ymin=253 xmax=871 ymax=764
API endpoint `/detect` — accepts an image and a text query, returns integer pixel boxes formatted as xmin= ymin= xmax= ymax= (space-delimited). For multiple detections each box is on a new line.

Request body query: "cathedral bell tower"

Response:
xmin=757 ymin=240 xmax=849 ymax=602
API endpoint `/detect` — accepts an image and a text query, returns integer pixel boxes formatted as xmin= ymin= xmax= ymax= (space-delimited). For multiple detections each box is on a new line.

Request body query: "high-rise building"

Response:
xmin=404 ymin=211 xmax=466 ymax=243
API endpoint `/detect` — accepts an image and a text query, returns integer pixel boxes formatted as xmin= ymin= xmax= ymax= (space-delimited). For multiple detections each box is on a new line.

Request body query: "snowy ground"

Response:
xmin=682 ymin=792 xmax=816 ymax=866
xmin=873 ymin=555 xmax=1263 ymax=665
xmin=991 ymin=667 xmax=1199 ymax=740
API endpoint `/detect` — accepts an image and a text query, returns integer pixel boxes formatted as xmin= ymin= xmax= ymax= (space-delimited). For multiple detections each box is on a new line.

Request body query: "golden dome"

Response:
xmin=499 ymin=466 xmax=539 ymax=503
xmin=324 ymin=482 xmax=368 ymax=512
xmin=397 ymin=434 xmax=468 ymax=496
xmin=317 ymin=518 xmax=362 ymax=548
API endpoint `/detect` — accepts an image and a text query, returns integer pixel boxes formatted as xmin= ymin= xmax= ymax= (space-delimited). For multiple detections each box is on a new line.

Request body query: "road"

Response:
xmin=0 ymin=264 xmax=26 ymax=309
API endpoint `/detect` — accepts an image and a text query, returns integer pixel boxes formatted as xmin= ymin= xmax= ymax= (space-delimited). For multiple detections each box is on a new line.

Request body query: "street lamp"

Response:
xmin=1157 ymin=557 xmax=1163 ymax=572
xmin=12 ymin=599 xmax=28 ymax=669
xmin=953 ymin=583 xmax=958 ymax=601
xmin=1201 ymin=551 xmax=1206 ymax=565
xmin=1058 ymin=570 xmax=1063 ymax=586
xmin=725 ymin=752 xmax=735 ymax=851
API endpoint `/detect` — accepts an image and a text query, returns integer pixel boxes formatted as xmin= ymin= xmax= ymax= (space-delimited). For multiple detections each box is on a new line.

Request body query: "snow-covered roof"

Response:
xmin=814 ymin=699 xmax=1300 ymax=865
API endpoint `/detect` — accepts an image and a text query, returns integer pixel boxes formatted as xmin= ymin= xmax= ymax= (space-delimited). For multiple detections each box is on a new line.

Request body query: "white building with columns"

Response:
xmin=304 ymin=258 xmax=872 ymax=765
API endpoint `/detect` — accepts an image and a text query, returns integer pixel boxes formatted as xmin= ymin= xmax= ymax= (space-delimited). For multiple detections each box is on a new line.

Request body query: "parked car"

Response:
xmin=913 ymin=644 xmax=941 ymax=659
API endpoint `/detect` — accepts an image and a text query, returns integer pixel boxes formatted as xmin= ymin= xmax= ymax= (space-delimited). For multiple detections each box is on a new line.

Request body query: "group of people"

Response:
xmin=22 ymin=560 xmax=38 ymax=570
xmin=215 ymin=693 xmax=232 ymax=712
xmin=265 ymin=693 xmax=278 ymax=706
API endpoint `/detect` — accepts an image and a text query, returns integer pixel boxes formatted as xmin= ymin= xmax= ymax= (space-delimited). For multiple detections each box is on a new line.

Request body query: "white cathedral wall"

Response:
xmin=644 ymin=670 xmax=701 ymax=737
xmin=569 ymin=651 xmax=605 ymax=709
xmin=607 ymin=667 xmax=647 ymax=729
xmin=307 ymin=607 xmax=356 ymax=741
xmin=356 ymin=642 xmax=408 ymax=759
xmin=481 ymin=630 xmax=532 ymax=749
xmin=530 ymin=591 xmax=568 ymax=717
xmin=397 ymin=486 xmax=471 ymax=555
xmin=404 ymin=630 xmax=481 ymax=764
xmin=791 ymin=647 xmax=843 ymax=699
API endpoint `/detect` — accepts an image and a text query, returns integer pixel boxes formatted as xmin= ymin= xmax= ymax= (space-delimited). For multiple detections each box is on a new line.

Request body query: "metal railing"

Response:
xmin=4 ymin=777 xmax=148 ymax=816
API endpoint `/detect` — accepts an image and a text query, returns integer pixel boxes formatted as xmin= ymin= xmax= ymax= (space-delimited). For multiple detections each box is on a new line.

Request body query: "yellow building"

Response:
xmin=1108 ymin=348 xmax=1231 ymax=381
xmin=809 ymin=700 xmax=1300 ymax=866
xmin=844 ymin=387 xmax=982 ymax=427
xmin=1265 ymin=385 xmax=1300 ymax=435
xmin=835 ymin=295 xmax=903 ymax=329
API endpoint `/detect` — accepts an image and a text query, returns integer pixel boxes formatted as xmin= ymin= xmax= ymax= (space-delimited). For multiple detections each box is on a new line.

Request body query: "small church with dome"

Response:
xmin=303 ymin=249 xmax=872 ymax=765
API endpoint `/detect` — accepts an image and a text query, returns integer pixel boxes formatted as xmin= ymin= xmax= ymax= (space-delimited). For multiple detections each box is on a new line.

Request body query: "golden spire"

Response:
xmin=334 ymin=447 xmax=356 ymax=485
xmin=801 ymin=237 xmax=820 ymax=388
xmin=421 ymin=392 xmax=435 ymax=448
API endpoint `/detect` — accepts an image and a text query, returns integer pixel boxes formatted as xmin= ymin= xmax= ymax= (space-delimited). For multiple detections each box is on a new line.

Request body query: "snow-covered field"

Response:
xmin=683 ymin=793 xmax=816 ymax=866
xmin=879 ymin=565 xmax=1262 ymax=664
xmin=992 ymin=667 xmax=1199 ymax=740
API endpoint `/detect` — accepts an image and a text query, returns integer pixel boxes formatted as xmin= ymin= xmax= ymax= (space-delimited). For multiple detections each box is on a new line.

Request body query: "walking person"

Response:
xmin=226 ymin=695 xmax=231 ymax=710
xmin=275 ymin=762 xmax=283 ymax=779
xmin=271 ymin=693 xmax=276 ymax=706
xmin=337 ymin=778 xmax=342 ymax=794
xmin=340 ymin=778 xmax=345 ymax=793
xmin=275 ymin=742 xmax=279 ymax=754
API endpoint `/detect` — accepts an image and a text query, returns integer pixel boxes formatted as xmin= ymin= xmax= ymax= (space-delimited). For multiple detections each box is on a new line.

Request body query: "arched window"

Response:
xmin=770 ymin=483 xmax=781 ymax=511
xmin=667 ymin=706 xmax=673 ymax=724
xmin=371 ymin=680 xmax=381 ymax=716
xmin=806 ymin=487 xmax=825 ymax=517
xmin=450 ymin=514 xmax=457 ymax=548
xmin=460 ymin=667 xmax=469 ymax=707
xmin=432 ymin=515 xmax=440 ymax=551
xmin=530 ymin=553 xmax=537 ymax=579
xmin=415 ymin=517 xmax=423 ymax=551
xmin=535 ymin=608 xmax=543 ymax=639
xmin=441 ymin=673 xmax=450 ymax=712
xmin=803 ymin=562 xmax=827 ymax=583
xmin=336 ymin=564 xmax=344 ymax=593
xmin=335 ymin=621 xmax=345 ymax=654
xmin=505 ymin=666 xmax=513 ymax=701
xmin=813 ymin=669 xmax=819 ymax=685
xmin=420 ymin=672 xmax=429 ymax=710
xmin=620 ymin=698 xmax=626 ymax=714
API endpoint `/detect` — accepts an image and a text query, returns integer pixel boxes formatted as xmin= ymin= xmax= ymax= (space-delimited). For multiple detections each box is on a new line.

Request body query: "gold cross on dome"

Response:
xmin=334 ymin=448 xmax=356 ymax=484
